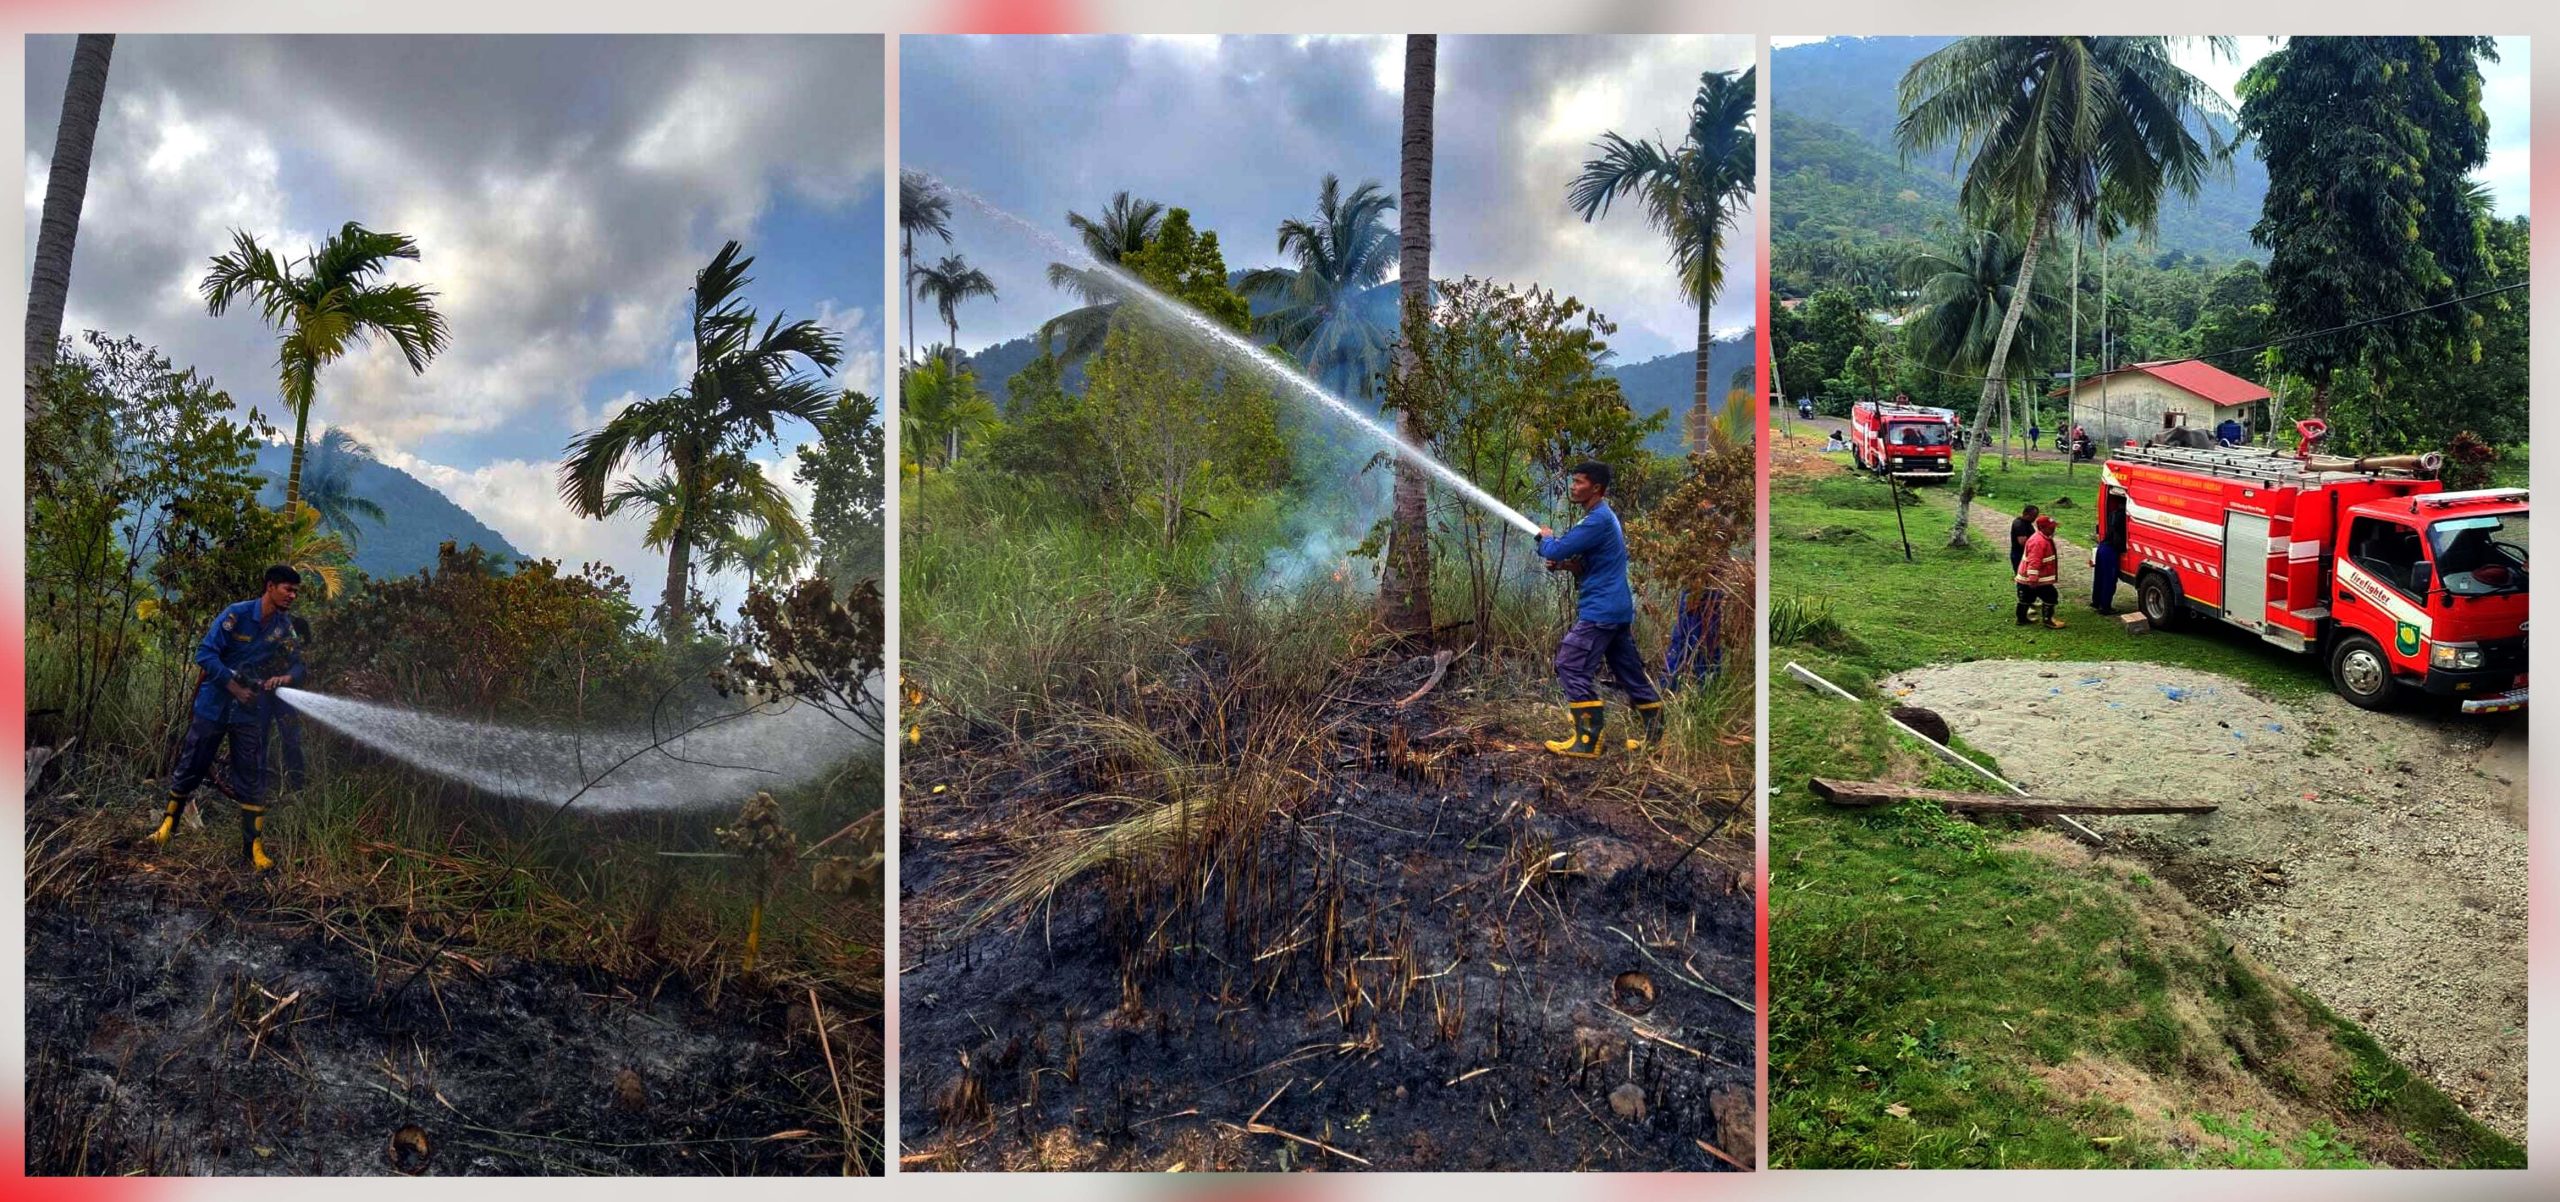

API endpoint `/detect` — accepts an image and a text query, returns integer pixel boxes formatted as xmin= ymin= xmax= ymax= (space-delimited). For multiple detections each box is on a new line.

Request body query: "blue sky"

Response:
xmin=902 ymin=35 xmax=1757 ymax=365
xmin=25 ymin=34 xmax=886 ymax=614
xmin=1771 ymin=35 xmax=2532 ymax=219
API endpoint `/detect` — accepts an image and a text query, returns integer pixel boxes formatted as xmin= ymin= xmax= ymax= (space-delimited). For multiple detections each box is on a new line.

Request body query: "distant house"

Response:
xmin=2049 ymin=360 xmax=2271 ymax=445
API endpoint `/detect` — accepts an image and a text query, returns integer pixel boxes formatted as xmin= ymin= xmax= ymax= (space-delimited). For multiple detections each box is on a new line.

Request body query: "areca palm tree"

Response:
xmin=201 ymin=222 xmax=450 ymax=508
xmin=900 ymin=171 xmax=954 ymax=366
xmin=1568 ymin=66 xmax=1757 ymax=442
xmin=279 ymin=501 xmax=354 ymax=599
xmin=25 ymin=33 xmax=113 ymax=413
xmin=1239 ymin=174 xmax=1400 ymax=400
xmin=899 ymin=355 xmax=997 ymax=474
xmin=297 ymin=427 xmax=388 ymax=553
xmin=560 ymin=240 xmax=840 ymax=640
xmin=1895 ymin=36 xmax=2230 ymax=543
xmin=622 ymin=452 xmax=809 ymax=589
xmin=1039 ymin=191 xmax=1166 ymax=361
xmin=909 ymin=254 xmax=998 ymax=365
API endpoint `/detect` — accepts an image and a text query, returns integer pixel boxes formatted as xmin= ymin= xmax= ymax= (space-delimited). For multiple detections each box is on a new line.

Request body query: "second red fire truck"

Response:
xmin=1847 ymin=400 xmax=1957 ymax=482
xmin=2098 ymin=422 xmax=2528 ymax=713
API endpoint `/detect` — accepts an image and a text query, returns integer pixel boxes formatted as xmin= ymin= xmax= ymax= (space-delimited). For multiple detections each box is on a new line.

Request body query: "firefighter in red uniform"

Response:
xmin=2015 ymin=515 xmax=2064 ymax=628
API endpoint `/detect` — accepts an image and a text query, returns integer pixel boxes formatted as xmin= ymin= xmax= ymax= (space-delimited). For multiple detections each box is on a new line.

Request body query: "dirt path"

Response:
xmin=1881 ymin=658 xmax=2528 ymax=1140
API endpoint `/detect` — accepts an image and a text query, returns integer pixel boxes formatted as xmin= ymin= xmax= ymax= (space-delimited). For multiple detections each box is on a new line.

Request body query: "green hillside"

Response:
xmin=1773 ymin=36 xmax=2268 ymax=262
xmin=253 ymin=443 xmax=524 ymax=578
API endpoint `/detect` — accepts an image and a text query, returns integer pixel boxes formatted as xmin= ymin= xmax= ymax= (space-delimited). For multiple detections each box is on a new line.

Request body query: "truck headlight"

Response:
xmin=2431 ymin=643 xmax=2484 ymax=670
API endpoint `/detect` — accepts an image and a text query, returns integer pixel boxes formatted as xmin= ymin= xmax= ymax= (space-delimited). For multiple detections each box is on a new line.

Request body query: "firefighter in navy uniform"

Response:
xmin=151 ymin=565 xmax=305 ymax=871
xmin=1534 ymin=461 xmax=1664 ymax=757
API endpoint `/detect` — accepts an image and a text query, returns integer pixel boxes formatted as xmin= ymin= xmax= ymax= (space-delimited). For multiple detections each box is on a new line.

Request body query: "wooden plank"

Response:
xmin=1809 ymin=777 xmax=2217 ymax=816
xmin=1785 ymin=661 xmax=2106 ymax=845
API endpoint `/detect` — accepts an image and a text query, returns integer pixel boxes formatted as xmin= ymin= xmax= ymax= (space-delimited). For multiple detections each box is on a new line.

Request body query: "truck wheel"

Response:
xmin=2328 ymin=634 xmax=2401 ymax=711
xmin=2137 ymin=571 xmax=2183 ymax=631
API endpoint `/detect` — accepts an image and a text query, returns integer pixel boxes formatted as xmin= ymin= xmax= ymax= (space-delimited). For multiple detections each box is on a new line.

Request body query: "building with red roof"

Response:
xmin=2048 ymin=359 xmax=2274 ymax=445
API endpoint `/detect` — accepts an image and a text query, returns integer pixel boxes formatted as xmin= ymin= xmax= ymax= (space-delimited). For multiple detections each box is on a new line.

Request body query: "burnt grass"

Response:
xmin=900 ymin=651 xmax=1756 ymax=1171
xmin=24 ymin=811 xmax=878 ymax=1176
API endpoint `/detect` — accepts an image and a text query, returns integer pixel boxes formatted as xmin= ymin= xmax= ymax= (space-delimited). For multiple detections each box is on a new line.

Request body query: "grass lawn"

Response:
xmin=1765 ymin=452 xmax=2523 ymax=1170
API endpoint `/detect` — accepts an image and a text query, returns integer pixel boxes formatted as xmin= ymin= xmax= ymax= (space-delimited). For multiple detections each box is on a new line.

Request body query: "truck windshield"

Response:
xmin=1888 ymin=423 xmax=1947 ymax=448
xmin=2428 ymin=513 xmax=2528 ymax=597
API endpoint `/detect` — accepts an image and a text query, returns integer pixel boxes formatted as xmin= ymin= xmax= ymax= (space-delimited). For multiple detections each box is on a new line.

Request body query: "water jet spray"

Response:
xmin=930 ymin=177 xmax=1544 ymax=538
xmin=276 ymin=688 xmax=864 ymax=812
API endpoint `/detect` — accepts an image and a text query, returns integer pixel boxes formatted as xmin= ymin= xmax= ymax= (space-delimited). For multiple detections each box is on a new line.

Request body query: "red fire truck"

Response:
xmin=1847 ymin=401 xmax=1956 ymax=481
xmin=2099 ymin=428 xmax=2528 ymax=713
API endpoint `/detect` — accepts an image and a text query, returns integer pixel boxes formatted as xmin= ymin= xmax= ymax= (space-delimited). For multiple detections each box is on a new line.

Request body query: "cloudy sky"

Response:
xmin=1771 ymin=35 xmax=2532 ymax=219
xmin=25 ymin=34 xmax=886 ymax=614
xmin=902 ymin=34 xmax=1757 ymax=365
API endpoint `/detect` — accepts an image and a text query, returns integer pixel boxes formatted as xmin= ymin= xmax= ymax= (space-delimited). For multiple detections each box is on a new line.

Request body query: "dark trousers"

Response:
xmin=171 ymin=709 xmax=267 ymax=807
xmin=2016 ymin=583 xmax=2060 ymax=624
xmin=2093 ymin=546 xmax=2122 ymax=611
xmin=1557 ymin=619 xmax=1661 ymax=706
xmin=270 ymin=710 xmax=307 ymax=790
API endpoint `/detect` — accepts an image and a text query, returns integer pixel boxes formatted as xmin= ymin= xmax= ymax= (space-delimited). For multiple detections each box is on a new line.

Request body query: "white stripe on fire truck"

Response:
xmin=2125 ymin=500 xmax=2224 ymax=542
xmin=2333 ymin=560 xmax=2432 ymax=634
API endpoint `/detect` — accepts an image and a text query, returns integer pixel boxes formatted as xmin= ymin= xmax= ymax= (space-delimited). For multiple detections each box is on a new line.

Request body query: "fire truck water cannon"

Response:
xmin=2099 ymin=438 xmax=2526 ymax=715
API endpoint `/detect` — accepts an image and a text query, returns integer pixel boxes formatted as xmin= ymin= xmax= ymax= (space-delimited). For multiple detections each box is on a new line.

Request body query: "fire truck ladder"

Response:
xmin=2110 ymin=443 xmax=2433 ymax=485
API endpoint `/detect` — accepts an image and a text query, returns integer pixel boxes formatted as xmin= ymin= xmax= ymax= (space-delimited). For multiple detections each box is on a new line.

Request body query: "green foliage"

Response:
xmin=1388 ymin=277 xmax=1667 ymax=633
xmin=26 ymin=333 xmax=289 ymax=753
xmin=795 ymin=390 xmax=886 ymax=588
xmin=900 ymin=355 xmax=997 ymax=474
xmin=324 ymin=543 xmax=663 ymax=720
xmin=2241 ymin=37 xmax=2497 ymax=411
xmin=1077 ymin=209 xmax=1289 ymax=546
xmin=981 ymin=350 xmax=1112 ymax=504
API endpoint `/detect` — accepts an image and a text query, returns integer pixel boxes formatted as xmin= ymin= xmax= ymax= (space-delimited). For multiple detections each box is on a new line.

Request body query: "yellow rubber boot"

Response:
xmin=149 ymin=795 xmax=185 ymax=848
xmin=1543 ymin=702 xmax=1605 ymax=759
xmin=1625 ymin=701 xmax=1666 ymax=752
xmin=239 ymin=803 xmax=274 ymax=873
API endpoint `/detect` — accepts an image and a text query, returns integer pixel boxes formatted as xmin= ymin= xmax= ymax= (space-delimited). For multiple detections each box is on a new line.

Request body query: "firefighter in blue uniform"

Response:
xmin=151 ymin=565 xmax=304 ymax=871
xmin=1535 ymin=461 xmax=1663 ymax=756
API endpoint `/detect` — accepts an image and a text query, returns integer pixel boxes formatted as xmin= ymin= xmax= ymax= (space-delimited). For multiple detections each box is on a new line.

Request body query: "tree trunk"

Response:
xmin=25 ymin=34 xmax=113 ymax=418
xmin=662 ymin=527 xmax=693 ymax=642
xmin=1378 ymin=34 xmax=1437 ymax=642
xmin=902 ymin=236 xmax=914 ymax=366
xmin=1690 ymin=296 xmax=1711 ymax=452
xmin=1945 ymin=210 xmax=2049 ymax=548
xmin=283 ymin=360 xmax=315 ymax=508
xmin=2065 ymin=225 xmax=2081 ymax=478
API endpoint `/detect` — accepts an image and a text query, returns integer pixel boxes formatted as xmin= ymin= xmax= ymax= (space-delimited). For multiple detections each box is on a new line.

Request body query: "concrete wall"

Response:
xmin=2056 ymin=376 xmax=2261 ymax=445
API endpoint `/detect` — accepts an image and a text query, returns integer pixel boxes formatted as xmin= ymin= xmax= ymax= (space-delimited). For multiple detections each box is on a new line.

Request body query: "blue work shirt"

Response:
xmin=190 ymin=597 xmax=305 ymax=723
xmin=1538 ymin=500 xmax=1637 ymax=625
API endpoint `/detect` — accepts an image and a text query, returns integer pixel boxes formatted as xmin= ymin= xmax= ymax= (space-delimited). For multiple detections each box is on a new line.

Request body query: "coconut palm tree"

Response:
xmin=899 ymin=170 xmax=954 ymax=366
xmin=909 ymin=254 xmax=998 ymax=366
xmin=201 ymin=222 xmax=451 ymax=508
xmin=296 ymin=427 xmax=388 ymax=553
xmin=1568 ymin=66 xmax=1757 ymax=437
xmin=25 ymin=33 xmax=114 ymax=414
xmin=560 ymin=240 xmax=840 ymax=640
xmin=1379 ymin=34 xmax=1437 ymax=641
xmin=899 ymin=355 xmax=997 ymax=474
xmin=1894 ymin=36 xmax=2230 ymax=543
xmin=1901 ymin=229 xmax=2064 ymax=377
xmin=1239 ymin=174 xmax=1400 ymax=400
xmin=1039 ymin=191 xmax=1167 ymax=361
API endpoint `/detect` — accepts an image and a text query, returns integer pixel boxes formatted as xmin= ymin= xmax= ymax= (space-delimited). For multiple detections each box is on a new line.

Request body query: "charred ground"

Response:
xmin=23 ymin=769 xmax=886 ymax=1177
xmin=899 ymin=647 xmax=1754 ymax=1172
